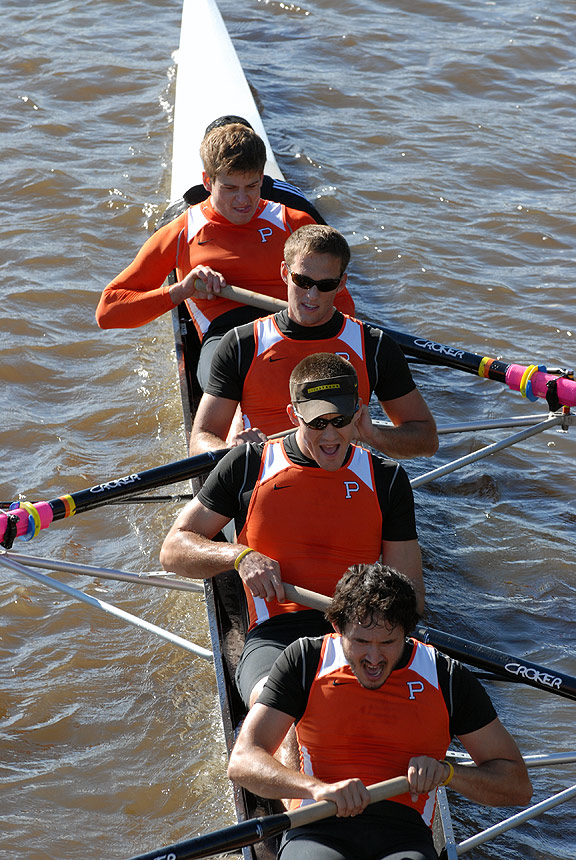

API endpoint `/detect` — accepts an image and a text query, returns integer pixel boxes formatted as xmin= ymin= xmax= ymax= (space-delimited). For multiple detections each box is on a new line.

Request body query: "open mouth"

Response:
xmin=319 ymin=443 xmax=340 ymax=457
xmin=362 ymin=661 xmax=386 ymax=682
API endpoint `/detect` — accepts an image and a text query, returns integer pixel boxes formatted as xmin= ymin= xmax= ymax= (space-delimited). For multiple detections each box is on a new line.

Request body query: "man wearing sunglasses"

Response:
xmin=189 ymin=224 xmax=438 ymax=460
xmin=161 ymin=353 xmax=423 ymax=713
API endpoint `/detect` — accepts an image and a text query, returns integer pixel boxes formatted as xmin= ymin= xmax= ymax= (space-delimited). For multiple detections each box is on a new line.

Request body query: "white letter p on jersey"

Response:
xmin=344 ymin=481 xmax=360 ymax=499
xmin=258 ymin=227 xmax=273 ymax=243
xmin=407 ymin=681 xmax=425 ymax=700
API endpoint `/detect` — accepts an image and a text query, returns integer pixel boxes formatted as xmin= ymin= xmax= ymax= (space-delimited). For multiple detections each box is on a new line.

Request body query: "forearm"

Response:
xmin=188 ymin=428 xmax=228 ymax=456
xmin=160 ymin=531 xmax=241 ymax=579
xmin=228 ymin=747 xmax=327 ymax=802
xmin=450 ymin=758 xmax=532 ymax=807
xmin=360 ymin=420 xmax=438 ymax=459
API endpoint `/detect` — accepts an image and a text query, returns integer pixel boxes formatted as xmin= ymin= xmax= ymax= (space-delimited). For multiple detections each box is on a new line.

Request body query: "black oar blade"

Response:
xmin=126 ymin=812 xmax=290 ymax=860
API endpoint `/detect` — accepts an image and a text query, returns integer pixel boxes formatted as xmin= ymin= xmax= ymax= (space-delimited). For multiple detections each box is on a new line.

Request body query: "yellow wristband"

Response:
xmin=439 ymin=760 xmax=454 ymax=786
xmin=234 ymin=547 xmax=255 ymax=571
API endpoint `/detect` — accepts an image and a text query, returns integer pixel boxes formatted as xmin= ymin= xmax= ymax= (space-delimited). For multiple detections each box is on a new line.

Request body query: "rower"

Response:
xmin=228 ymin=563 xmax=533 ymax=860
xmin=189 ymin=224 xmax=438 ymax=460
xmin=173 ymin=114 xmax=328 ymax=224
xmin=95 ymin=120 xmax=354 ymax=388
xmin=160 ymin=353 xmax=424 ymax=718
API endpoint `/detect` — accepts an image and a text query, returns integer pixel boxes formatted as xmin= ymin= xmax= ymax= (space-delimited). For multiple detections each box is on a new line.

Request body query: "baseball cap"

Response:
xmin=292 ymin=375 xmax=358 ymax=422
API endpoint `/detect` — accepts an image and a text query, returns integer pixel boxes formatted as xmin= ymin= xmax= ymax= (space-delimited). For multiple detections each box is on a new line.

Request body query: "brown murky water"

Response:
xmin=1 ymin=1 xmax=574 ymax=858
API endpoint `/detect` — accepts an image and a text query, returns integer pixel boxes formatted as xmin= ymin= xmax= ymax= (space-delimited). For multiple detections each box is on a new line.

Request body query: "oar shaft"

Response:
xmin=414 ymin=625 xmax=576 ymax=703
xmin=373 ymin=323 xmax=576 ymax=407
xmin=123 ymin=812 xmax=292 ymax=860
xmin=124 ymin=776 xmax=408 ymax=860
xmin=281 ymin=584 xmax=576 ymax=703
xmin=0 ymin=448 xmax=228 ymax=547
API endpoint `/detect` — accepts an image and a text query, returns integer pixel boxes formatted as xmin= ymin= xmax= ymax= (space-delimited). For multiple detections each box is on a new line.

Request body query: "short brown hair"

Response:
xmin=326 ymin=563 xmax=420 ymax=635
xmin=284 ymin=225 xmax=350 ymax=274
xmin=289 ymin=352 xmax=357 ymax=403
xmin=200 ymin=123 xmax=266 ymax=179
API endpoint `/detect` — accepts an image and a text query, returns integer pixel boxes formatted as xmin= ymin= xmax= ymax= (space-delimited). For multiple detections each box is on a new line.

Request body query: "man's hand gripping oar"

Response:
xmin=122 ymin=775 xmax=409 ymax=860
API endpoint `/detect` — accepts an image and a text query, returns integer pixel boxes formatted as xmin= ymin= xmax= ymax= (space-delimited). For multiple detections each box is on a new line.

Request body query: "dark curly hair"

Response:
xmin=326 ymin=563 xmax=420 ymax=634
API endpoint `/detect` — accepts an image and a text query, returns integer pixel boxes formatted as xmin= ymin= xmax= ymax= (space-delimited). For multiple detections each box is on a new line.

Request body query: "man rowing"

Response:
xmin=95 ymin=122 xmax=354 ymax=387
xmin=173 ymin=114 xmax=327 ymax=224
xmin=160 ymin=353 xmax=423 ymax=712
xmin=227 ymin=563 xmax=532 ymax=860
xmin=189 ymin=224 xmax=438 ymax=460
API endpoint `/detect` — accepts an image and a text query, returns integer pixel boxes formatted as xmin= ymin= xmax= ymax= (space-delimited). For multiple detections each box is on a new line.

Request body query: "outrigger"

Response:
xmin=1 ymin=0 xmax=574 ymax=858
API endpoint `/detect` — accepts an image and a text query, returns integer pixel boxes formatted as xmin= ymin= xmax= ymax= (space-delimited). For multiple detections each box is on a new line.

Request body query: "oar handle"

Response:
xmin=194 ymin=278 xmax=287 ymax=313
xmin=287 ymin=776 xmax=409 ymax=828
xmin=284 ymin=582 xmax=330 ymax=611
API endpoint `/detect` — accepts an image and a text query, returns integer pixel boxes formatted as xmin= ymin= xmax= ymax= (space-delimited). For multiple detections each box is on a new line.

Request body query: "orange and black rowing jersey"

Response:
xmin=258 ymin=635 xmax=497 ymax=823
xmin=196 ymin=433 xmax=417 ymax=631
xmin=96 ymin=198 xmax=355 ymax=337
xmin=204 ymin=309 xmax=416 ymax=435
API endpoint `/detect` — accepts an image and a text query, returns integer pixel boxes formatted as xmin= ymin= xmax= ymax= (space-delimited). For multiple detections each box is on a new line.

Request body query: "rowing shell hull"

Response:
xmin=170 ymin=0 xmax=282 ymax=202
xmin=167 ymin=1 xmax=455 ymax=857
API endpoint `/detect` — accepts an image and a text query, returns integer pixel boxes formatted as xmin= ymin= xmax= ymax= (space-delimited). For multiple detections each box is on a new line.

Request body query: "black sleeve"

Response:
xmin=257 ymin=637 xmax=323 ymax=721
xmin=437 ymin=653 xmax=498 ymax=737
xmin=372 ymin=457 xmax=418 ymax=541
xmin=196 ymin=443 xmax=263 ymax=522
xmin=261 ymin=176 xmax=327 ymax=225
xmin=204 ymin=322 xmax=258 ymax=401
xmin=365 ymin=327 xmax=417 ymax=402
xmin=183 ymin=184 xmax=209 ymax=206
xmin=203 ymin=328 xmax=243 ymax=400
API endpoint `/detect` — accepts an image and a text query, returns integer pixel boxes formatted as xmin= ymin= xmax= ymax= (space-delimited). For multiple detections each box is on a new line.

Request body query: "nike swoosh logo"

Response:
xmin=197 ymin=239 xmax=211 ymax=245
xmin=268 ymin=357 xmax=287 ymax=362
xmin=273 ymin=484 xmax=291 ymax=490
xmin=332 ymin=680 xmax=353 ymax=686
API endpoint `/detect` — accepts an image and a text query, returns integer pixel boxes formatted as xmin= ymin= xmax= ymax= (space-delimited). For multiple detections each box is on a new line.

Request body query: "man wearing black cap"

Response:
xmin=161 ymin=353 xmax=423 ymax=710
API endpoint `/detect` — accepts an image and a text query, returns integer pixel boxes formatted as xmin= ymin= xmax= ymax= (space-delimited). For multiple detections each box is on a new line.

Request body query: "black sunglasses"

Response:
xmin=287 ymin=267 xmax=343 ymax=293
xmin=294 ymin=410 xmax=357 ymax=430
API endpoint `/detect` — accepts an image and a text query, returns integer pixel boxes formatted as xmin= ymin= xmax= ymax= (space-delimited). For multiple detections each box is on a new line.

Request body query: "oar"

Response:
xmin=0 ymin=447 xmax=229 ymax=549
xmin=196 ymin=280 xmax=576 ymax=409
xmin=0 ymin=552 xmax=213 ymax=661
xmin=1 ymin=429 xmax=294 ymax=549
xmin=413 ymin=625 xmax=576 ymax=703
xmin=124 ymin=775 xmax=408 ymax=860
xmin=283 ymin=584 xmax=576 ymax=703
